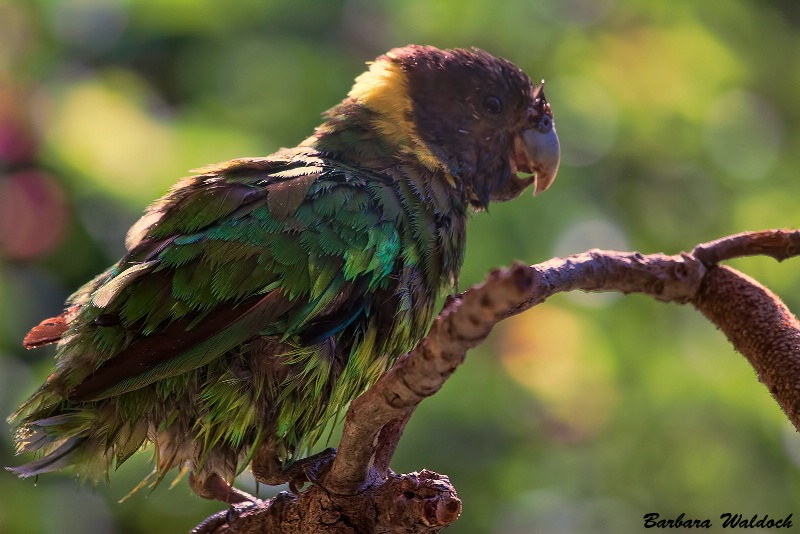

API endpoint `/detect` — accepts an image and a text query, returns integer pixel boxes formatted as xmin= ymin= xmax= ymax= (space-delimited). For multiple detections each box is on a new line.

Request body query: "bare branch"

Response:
xmin=693 ymin=265 xmax=800 ymax=430
xmin=692 ymin=229 xmax=800 ymax=265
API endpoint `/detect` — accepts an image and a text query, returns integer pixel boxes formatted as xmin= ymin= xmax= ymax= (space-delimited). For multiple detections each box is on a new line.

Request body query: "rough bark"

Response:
xmin=193 ymin=470 xmax=460 ymax=534
xmin=195 ymin=229 xmax=800 ymax=533
xmin=693 ymin=266 xmax=800 ymax=428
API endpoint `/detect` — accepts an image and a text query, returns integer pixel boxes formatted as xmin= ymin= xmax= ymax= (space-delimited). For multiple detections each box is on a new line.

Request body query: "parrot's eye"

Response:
xmin=482 ymin=95 xmax=503 ymax=114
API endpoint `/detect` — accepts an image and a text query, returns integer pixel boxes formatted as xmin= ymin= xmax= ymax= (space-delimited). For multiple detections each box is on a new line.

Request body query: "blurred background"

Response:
xmin=1 ymin=0 xmax=799 ymax=532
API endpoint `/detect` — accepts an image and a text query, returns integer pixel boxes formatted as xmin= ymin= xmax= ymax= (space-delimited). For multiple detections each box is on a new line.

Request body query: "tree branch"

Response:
xmin=694 ymin=265 xmax=800 ymax=429
xmin=196 ymin=229 xmax=800 ymax=533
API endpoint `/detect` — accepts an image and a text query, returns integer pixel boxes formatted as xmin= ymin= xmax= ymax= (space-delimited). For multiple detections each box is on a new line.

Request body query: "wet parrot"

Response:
xmin=8 ymin=45 xmax=559 ymax=503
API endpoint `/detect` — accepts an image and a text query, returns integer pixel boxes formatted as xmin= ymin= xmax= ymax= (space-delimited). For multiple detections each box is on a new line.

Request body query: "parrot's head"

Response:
xmin=345 ymin=45 xmax=560 ymax=209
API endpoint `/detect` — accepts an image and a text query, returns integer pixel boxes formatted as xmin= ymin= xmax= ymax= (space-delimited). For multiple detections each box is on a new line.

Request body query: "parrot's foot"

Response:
xmin=188 ymin=472 xmax=258 ymax=504
xmin=252 ymin=447 xmax=337 ymax=494
xmin=191 ymin=500 xmax=260 ymax=534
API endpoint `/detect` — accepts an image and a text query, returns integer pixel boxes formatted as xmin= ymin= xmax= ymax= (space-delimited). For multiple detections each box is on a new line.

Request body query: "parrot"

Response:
xmin=7 ymin=45 xmax=559 ymax=503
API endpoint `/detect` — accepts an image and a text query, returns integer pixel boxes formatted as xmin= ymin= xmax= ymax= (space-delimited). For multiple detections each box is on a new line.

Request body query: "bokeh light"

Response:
xmin=704 ymin=89 xmax=784 ymax=182
xmin=498 ymin=305 xmax=618 ymax=438
xmin=547 ymin=76 xmax=618 ymax=167
xmin=45 ymin=72 xmax=177 ymax=202
xmin=47 ymin=0 xmax=129 ymax=53
xmin=0 ymin=171 xmax=69 ymax=260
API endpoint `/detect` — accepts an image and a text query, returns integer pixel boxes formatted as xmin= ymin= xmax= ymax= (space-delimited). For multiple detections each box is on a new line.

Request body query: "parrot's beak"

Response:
xmin=512 ymin=84 xmax=560 ymax=197
xmin=519 ymin=124 xmax=559 ymax=196
xmin=490 ymin=84 xmax=560 ymax=204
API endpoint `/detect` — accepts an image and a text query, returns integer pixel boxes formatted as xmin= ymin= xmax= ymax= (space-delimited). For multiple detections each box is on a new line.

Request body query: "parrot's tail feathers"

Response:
xmin=7 ymin=386 xmax=65 ymax=425
xmin=6 ymin=436 xmax=87 ymax=478
xmin=12 ymin=425 xmax=58 ymax=454
xmin=23 ymin=309 xmax=75 ymax=349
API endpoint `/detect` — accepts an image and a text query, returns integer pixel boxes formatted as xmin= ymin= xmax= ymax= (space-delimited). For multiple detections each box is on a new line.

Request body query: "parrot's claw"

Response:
xmin=252 ymin=447 xmax=337 ymax=494
xmin=191 ymin=500 xmax=260 ymax=534
xmin=188 ymin=472 xmax=260 ymax=505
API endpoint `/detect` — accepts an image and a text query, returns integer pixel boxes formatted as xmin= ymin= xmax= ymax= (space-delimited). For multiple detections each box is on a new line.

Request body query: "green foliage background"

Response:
xmin=1 ymin=1 xmax=799 ymax=532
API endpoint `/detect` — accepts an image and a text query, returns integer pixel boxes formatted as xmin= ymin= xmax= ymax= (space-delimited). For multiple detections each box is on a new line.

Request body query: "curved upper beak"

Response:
xmin=490 ymin=85 xmax=560 ymax=204
xmin=518 ymin=115 xmax=560 ymax=197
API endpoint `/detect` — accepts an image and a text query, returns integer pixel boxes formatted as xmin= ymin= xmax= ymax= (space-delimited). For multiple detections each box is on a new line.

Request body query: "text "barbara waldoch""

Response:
xmin=643 ymin=513 xmax=793 ymax=529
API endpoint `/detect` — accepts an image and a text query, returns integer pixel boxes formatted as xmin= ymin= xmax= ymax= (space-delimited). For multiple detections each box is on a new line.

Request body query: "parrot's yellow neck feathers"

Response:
xmin=348 ymin=57 xmax=445 ymax=172
xmin=348 ymin=57 xmax=410 ymax=123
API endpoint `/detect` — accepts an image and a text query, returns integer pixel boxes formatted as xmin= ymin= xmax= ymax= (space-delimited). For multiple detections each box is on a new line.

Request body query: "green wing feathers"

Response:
xmin=9 ymin=147 xmax=452 ymax=483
